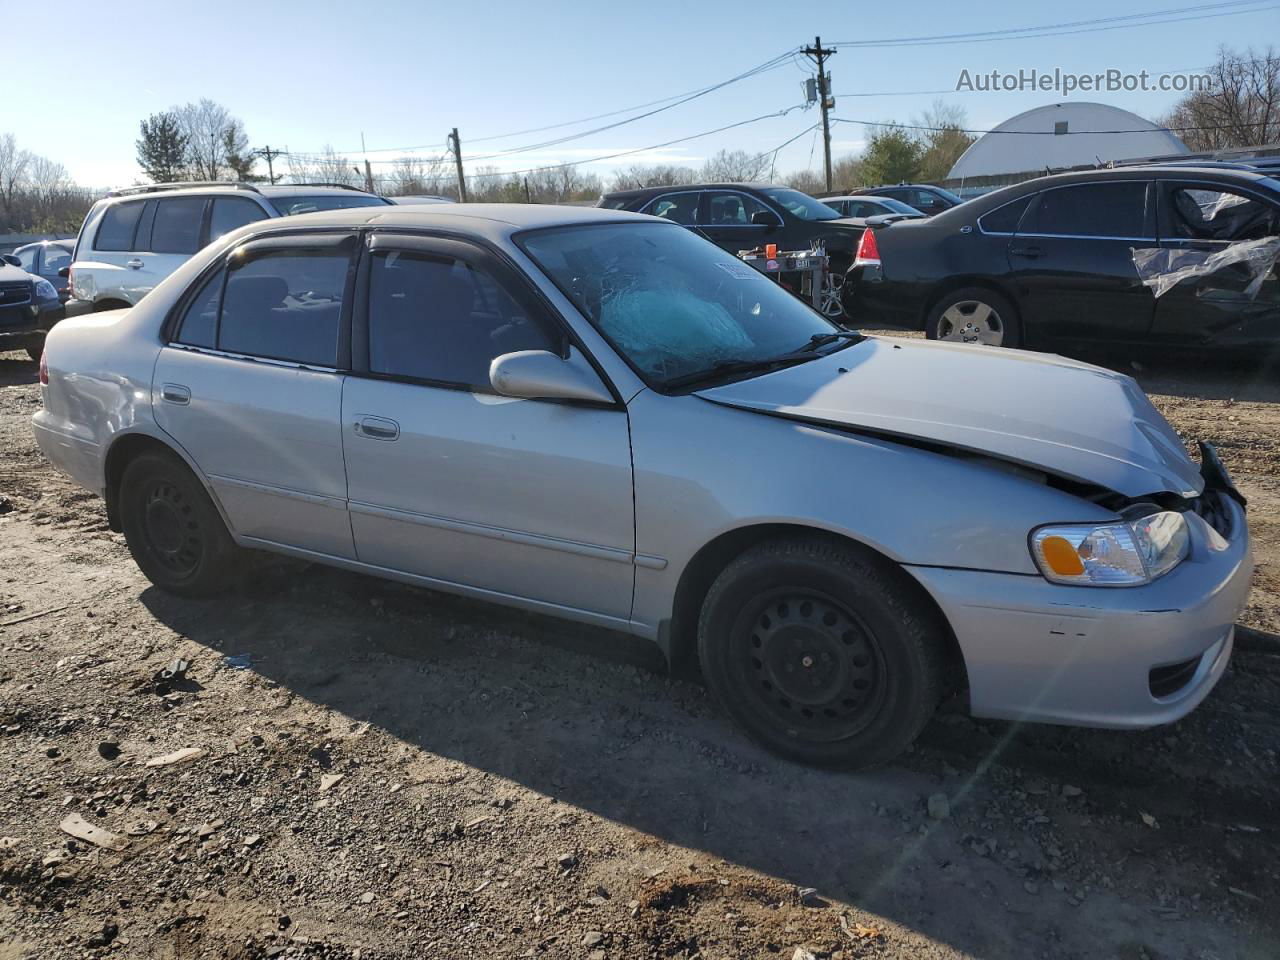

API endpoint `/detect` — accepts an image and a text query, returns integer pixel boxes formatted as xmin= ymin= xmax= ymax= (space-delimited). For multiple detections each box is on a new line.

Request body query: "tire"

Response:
xmin=925 ymin=287 xmax=1020 ymax=348
xmin=94 ymin=300 xmax=130 ymax=313
xmin=697 ymin=537 xmax=945 ymax=769
xmin=119 ymin=452 xmax=238 ymax=596
xmin=25 ymin=342 xmax=43 ymax=364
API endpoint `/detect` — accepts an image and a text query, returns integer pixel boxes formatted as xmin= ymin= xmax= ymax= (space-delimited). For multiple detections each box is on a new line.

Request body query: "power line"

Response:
xmin=831 ymin=117 xmax=1278 ymax=135
xmin=282 ymin=50 xmax=799 ymax=161
xmin=826 ymin=1 xmax=1278 ymax=48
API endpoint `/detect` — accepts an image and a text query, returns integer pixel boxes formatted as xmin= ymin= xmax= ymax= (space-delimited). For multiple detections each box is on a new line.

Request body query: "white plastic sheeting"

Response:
xmin=1131 ymin=237 xmax=1280 ymax=299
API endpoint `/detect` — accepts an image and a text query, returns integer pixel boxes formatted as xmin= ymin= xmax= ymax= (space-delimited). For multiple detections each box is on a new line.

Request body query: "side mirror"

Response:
xmin=751 ymin=211 xmax=780 ymax=228
xmin=58 ymin=266 xmax=70 ymax=278
xmin=1 ymin=254 xmax=20 ymax=267
xmin=490 ymin=348 xmax=613 ymax=404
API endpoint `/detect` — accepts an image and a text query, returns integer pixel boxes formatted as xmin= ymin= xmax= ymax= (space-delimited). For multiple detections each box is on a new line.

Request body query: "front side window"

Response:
xmin=217 ymin=250 xmax=350 ymax=365
xmin=268 ymin=194 xmax=389 ymax=217
xmin=520 ymin=222 xmax=839 ymax=387
xmin=1168 ymin=186 xmax=1276 ymax=242
xmin=646 ymin=193 xmax=699 ymax=225
xmin=150 ymin=197 xmax=205 ymax=254
xmin=210 ymin=197 xmax=269 ymax=242
xmin=1030 ymin=182 xmax=1149 ymax=238
xmin=706 ymin=191 xmax=775 ymax=226
xmin=758 ymin=187 xmax=841 ymax=221
xmin=95 ymin=201 xmax=145 ymax=251
xmin=367 ymin=249 xmax=561 ymax=390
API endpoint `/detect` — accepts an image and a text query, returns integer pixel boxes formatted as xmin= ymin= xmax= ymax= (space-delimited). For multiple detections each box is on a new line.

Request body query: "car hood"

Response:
xmin=694 ymin=336 xmax=1203 ymax=498
xmin=0 ymin=265 xmax=32 ymax=283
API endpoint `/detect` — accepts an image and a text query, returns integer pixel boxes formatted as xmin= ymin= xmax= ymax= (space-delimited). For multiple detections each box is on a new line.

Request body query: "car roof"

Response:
xmin=250 ymin=202 xmax=656 ymax=234
xmin=101 ymin=183 xmax=384 ymax=204
xmin=822 ymin=195 xmax=892 ymax=203
xmin=602 ymin=182 xmax=779 ymax=200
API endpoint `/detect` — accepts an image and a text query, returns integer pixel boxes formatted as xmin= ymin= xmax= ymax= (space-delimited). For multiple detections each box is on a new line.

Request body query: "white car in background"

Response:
xmin=67 ymin=182 xmax=390 ymax=313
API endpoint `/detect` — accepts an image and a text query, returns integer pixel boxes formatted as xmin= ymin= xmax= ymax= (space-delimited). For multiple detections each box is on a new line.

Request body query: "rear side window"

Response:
xmin=94 ymin=201 xmax=145 ymax=251
xmin=645 ymin=193 xmax=699 ymax=225
xmin=16 ymin=247 xmax=36 ymax=271
xmin=367 ymin=249 xmax=561 ymax=390
xmin=175 ymin=269 xmax=223 ymax=349
xmin=150 ymin=198 xmax=205 ymax=254
xmin=978 ymin=194 xmax=1034 ymax=234
xmin=42 ymin=245 xmax=72 ymax=275
xmin=217 ymin=250 xmax=349 ymax=366
xmin=1029 ymin=182 xmax=1149 ymax=238
xmin=210 ymin=197 xmax=269 ymax=242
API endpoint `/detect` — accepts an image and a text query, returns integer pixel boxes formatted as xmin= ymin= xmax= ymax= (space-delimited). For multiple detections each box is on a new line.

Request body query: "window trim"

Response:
xmin=352 ymin=232 xmax=602 ymax=401
xmin=1015 ymin=180 xmax=1156 ymax=242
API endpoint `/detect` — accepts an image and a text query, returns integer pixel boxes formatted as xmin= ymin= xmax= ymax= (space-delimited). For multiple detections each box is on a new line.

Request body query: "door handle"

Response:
xmin=355 ymin=416 xmax=399 ymax=441
xmin=1008 ymin=245 xmax=1043 ymax=259
xmin=161 ymin=383 xmax=191 ymax=405
xmin=126 ymin=258 xmax=144 ymax=269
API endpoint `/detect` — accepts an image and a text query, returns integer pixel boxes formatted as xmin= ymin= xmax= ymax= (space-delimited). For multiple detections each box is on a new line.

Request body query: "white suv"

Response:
xmin=67 ymin=182 xmax=390 ymax=313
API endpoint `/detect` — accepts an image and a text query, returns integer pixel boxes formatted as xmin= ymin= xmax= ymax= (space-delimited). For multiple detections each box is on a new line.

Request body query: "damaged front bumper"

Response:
xmin=906 ymin=487 xmax=1251 ymax=729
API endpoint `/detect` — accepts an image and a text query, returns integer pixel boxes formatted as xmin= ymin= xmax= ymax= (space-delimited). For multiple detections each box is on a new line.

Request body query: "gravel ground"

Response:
xmin=1 ymin=341 xmax=1278 ymax=960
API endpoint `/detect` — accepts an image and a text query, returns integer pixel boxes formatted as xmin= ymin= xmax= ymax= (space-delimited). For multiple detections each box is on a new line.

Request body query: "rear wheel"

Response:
xmin=925 ymin=287 xmax=1020 ymax=347
xmin=119 ymin=452 xmax=238 ymax=596
xmin=25 ymin=342 xmax=43 ymax=364
xmin=697 ymin=537 xmax=945 ymax=768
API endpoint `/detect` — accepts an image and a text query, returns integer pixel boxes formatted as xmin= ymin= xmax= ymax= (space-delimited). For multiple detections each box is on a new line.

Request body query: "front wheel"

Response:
xmin=925 ymin=287 xmax=1020 ymax=348
xmin=697 ymin=537 xmax=946 ymax=768
xmin=119 ymin=452 xmax=239 ymax=596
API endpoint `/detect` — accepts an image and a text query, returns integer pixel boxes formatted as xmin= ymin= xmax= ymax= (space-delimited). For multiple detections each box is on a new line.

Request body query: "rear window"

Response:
xmin=268 ymin=194 xmax=389 ymax=217
xmin=94 ymin=201 xmax=145 ymax=251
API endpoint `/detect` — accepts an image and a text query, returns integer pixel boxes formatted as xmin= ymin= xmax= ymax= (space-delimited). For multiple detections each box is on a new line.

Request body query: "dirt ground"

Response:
xmin=1 ymin=339 xmax=1278 ymax=960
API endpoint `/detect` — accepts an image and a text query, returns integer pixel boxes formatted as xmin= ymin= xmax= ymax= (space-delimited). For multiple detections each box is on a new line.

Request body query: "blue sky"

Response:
xmin=6 ymin=0 xmax=1278 ymax=188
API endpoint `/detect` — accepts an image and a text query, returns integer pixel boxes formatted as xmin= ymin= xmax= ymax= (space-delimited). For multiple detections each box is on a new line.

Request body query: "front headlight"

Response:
xmin=1030 ymin=511 xmax=1189 ymax=586
xmin=33 ymin=278 xmax=57 ymax=300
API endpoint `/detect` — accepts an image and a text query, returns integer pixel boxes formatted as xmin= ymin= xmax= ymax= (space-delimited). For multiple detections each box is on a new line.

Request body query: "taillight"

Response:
xmin=854 ymin=227 xmax=881 ymax=267
xmin=39 ymin=350 xmax=49 ymax=385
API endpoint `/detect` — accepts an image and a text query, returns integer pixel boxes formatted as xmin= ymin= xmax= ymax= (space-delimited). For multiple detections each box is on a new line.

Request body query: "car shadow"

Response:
xmin=1083 ymin=349 xmax=1280 ymax=404
xmin=137 ymin=554 xmax=1279 ymax=957
xmin=0 ymin=354 xmax=38 ymax=387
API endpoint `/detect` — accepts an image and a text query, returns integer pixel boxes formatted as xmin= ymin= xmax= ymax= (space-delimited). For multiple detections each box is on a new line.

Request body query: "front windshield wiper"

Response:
xmin=661 ymin=353 xmax=816 ymax=390
xmin=800 ymin=331 xmax=866 ymax=351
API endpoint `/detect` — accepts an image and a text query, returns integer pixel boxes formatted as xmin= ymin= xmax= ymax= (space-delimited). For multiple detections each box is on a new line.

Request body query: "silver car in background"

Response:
xmin=32 ymin=204 xmax=1252 ymax=768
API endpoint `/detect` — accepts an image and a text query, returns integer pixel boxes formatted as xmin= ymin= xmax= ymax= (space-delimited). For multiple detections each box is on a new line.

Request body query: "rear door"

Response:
xmin=1007 ymin=180 xmax=1156 ymax=344
xmin=1148 ymin=180 xmax=1280 ymax=345
xmin=85 ymin=199 xmax=154 ymax=303
xmin=340 ymin=232 xmax=635 ymax=621
xmin=153 ymin=232 xmax=357 ymax=558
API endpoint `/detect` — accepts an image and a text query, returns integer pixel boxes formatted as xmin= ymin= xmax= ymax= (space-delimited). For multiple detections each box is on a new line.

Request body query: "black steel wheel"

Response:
xmin=697 ymin=537 xmax=947 ymax=768
xmin=119 ymin=451 xmax=238 ymax=596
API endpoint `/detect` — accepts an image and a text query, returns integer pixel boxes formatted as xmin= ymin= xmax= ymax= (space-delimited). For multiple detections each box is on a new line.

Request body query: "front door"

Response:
xmin=153 ymin=232 xmax=357 ymax=558
xmin=698 ymin=190 xmax=781 ymax=254
xmin=1007 ymin=180 xmax=1157 ymax=344
xmin=1147 ymin=180 xmax=1280 ymax=347
xmin=340 ymin=233 xmax=635 ymax=621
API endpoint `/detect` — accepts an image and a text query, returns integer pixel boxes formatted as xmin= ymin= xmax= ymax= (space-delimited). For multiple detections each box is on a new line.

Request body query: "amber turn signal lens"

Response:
xmin=1040 ymin=535 xmax=1085 ymax=576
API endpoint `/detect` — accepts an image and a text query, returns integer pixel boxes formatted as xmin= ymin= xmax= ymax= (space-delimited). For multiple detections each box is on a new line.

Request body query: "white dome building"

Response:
xmin=947 ymin=102 xmax=1189 ymax=182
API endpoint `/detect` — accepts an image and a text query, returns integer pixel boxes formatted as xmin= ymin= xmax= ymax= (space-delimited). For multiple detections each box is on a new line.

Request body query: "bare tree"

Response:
xmin=0 ymin=133 xmax=32 ymax=218
xmin=608 ymin=164 xmax=698 ymax=191
xmin=912 ymin=100 xmax=976 ymax=181
xmin=286 ymin=146 xmax=361 ymax=186
xmin=1159 ymin=46 xmax=1280 ymax=151
xmin=699 ymin=148 xmax=771 ymax=183
xmin=174 ymin=99 xmax=252 ymax=181
xmin=386 ymin=154 xmax=451 ymax=196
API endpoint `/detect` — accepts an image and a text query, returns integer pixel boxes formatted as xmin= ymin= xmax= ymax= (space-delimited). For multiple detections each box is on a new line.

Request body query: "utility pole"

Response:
xmin=448 ymin=128 xmax=468 ymax=202
xmin=803 ymin=36 xmax=837 ymax=192
xmin=360 ymin=133 xmax=376 ymax=194
xmin=254 ymin=145 xmax=284 ymax=184
xmin=523 ymin=176 xmax=531 ymax=203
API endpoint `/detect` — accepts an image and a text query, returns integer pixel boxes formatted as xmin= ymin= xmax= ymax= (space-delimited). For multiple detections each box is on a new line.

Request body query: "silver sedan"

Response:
xmin=32 ymin=204 xmax=1252 ymax=768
